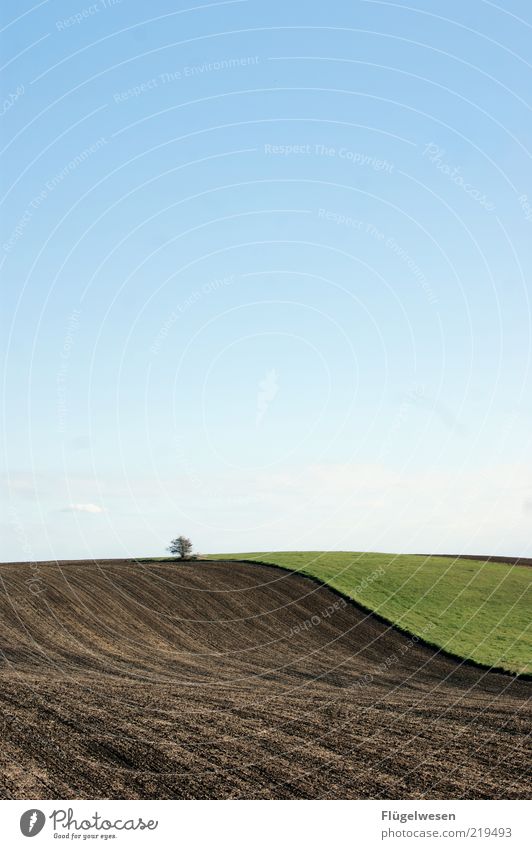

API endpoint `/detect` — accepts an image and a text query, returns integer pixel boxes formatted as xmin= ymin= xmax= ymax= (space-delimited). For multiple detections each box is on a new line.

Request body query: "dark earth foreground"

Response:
xmin=0 ymin=559 xmax=530 ymax=799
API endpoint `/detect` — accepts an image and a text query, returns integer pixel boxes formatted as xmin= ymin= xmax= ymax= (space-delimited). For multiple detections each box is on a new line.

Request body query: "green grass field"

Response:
xmin=207 ymin=552 xmax=531 ymax=675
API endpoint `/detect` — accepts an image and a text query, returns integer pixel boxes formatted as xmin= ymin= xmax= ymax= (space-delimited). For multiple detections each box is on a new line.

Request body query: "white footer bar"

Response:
xmin=1 ymin=799 xmax=529 ymax=848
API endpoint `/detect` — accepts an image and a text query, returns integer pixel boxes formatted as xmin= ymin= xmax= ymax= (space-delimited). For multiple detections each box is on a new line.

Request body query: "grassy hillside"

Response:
xmin=207 ymin=552 xmax=531 ymax=674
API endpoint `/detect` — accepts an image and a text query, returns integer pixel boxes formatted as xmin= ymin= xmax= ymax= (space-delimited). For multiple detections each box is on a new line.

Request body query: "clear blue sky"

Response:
xmin=1 ymin=0 xmax=531 ymax=560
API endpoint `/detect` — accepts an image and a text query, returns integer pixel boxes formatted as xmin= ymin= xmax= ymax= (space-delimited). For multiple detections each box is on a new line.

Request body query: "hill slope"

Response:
xmin=0 ymin=558 xmax=530 ymax=799
xmin=208 ymin=552 xmax=531 ymax=674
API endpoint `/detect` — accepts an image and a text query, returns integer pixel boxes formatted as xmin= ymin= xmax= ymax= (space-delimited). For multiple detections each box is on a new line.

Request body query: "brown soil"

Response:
xmin=0 ymin=559 xmax=529 ymax=799
xmin=420 ymin=553 xmax=532 ymax=567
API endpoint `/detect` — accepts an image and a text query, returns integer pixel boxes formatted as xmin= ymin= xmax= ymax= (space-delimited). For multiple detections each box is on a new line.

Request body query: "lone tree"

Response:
xmin=167 ymin=535 xmax=194 ymax=560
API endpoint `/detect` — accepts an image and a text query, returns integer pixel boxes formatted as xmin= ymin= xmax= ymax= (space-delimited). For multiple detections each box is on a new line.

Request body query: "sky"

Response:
xmin=1 ymin=0 xmax=532 ymax=561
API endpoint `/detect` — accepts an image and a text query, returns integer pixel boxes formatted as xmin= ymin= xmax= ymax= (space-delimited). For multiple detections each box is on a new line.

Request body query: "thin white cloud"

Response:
xmin=66 ymin=503 xmax=104 ymax=514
